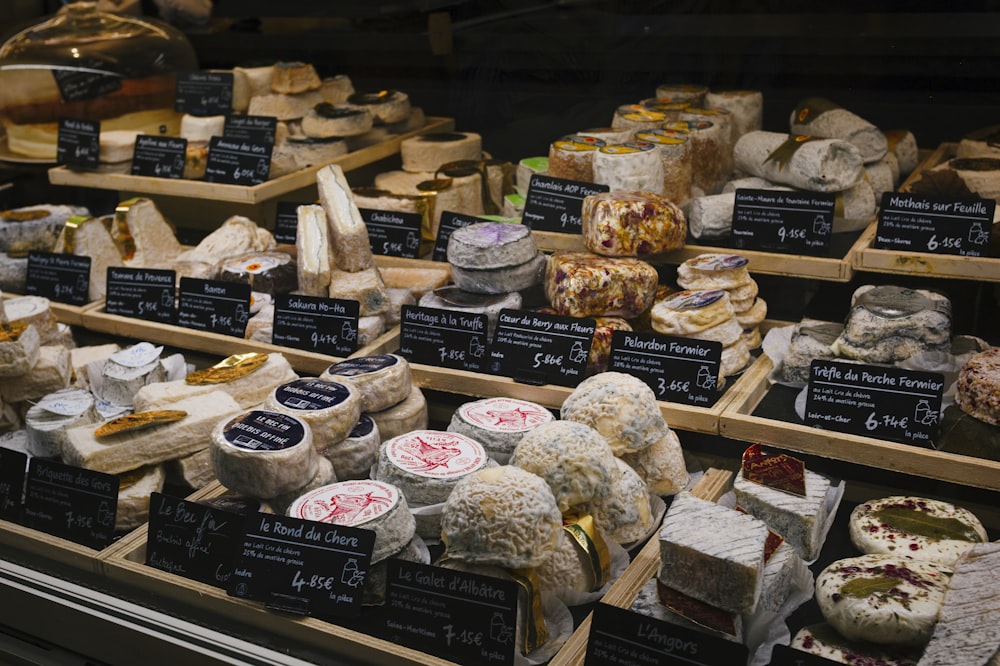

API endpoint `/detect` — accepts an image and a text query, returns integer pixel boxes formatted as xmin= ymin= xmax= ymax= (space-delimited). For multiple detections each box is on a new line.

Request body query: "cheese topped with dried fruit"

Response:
xmin=581 ymin=190 xmax=686 ymax=257
xmin=545 ymin=252 xmax=659 ymax=319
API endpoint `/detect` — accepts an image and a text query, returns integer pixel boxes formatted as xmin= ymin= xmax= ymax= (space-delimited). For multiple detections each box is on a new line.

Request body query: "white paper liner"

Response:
xmin=549 ymin=535 xmax=630 ymax=607
xmin=516 ymin=591 xmax=573 ymax=666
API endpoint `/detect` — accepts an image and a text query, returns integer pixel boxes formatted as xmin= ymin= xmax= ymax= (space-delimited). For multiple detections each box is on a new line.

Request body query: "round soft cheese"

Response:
xmin=320 ymin=354 xmax=412 ymax=413
xmin=4 ymin=295 xmax=58 ymax=343
xmin=816 ymin=554 xmax=952 ymax=647
xmin=323 ymin=414 xmax=380 ymax=480
xmin=676 ymin=253 xmax=752 ymax=290
xmin=548 ymin=135 xmax=604 ymax=182
xmin=287 ymin=479 xmax=416 ymax=563
xmin=368 ymin=385 xmax=428 ymax=442
xmin=269 ymin=455 xmax=337 ymax=516
xmin=211 ymin=409 xmax=318 ymax=499
xmin=720 ymin=338 xmax=752 ymax=377
xmin=25 ymin=387 xmax=98 ymax=458
xmin=301 ymin=103 xmax=373 ymax=138
xmin=347 ymin=90 xmax=411 ymax=124
xmin=265 ymin=378 xmax=361 ymax=452
xmin=589 ymin=458 xmax=654 ymax=544
xmin=650 ymin=289 xmax=735 ymax=337
xmin=101 ymin=343 xmax=165 ymax=407
xmin=592 ymin=142 xmax=665 ymax=194
xmin=515 ymin=156 xmax=549 ymax=196
xmin=375 ymin=429 xmax=490 ymax=505
xmin=560 ymin=371 xmax=668 ymax=455
xmin=447 ymin=397 xmax=554 ymax=464
xmin=449 ymin=253 xmax=547 ymax=295
xmin=621 ymin=427 xmax=689 ymax=496
xmin=849 ymin=496 xmax=988 ymax=567
xmin=684 ymin=314 xmax=743 ymax=346
xmin=611 ymin=105 xmax=667 ymax=132
xmin=400 ymin=131 xmax=482 ymax=173
xmin=447 ymin=221 xmax=539 ymax=270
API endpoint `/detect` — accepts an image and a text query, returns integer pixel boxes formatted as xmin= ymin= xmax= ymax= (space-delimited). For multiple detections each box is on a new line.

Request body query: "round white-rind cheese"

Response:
xmin=560 ymin=371 xmax=668 ymax=455
xmin=210 ymin=409 xmax=318 ymax=499
xmin=447 ymin=397 xmax=554 ymax=464
xmin=815 ymin=554 xmax=952 ymax=647
xmin=25 ymin=387 xmax=98 ymax=458
xmin=676 ymin=253 xmax=753 ymax=291
xmin=620 ymin=426 xmax=689 ymax=496
xmin=320 ymin=354 xmax=411 ymax=413
xmin=374 ymin=429 xmax=490 ymax=506
xmin=368 ymin=385 xmax=428 ymax=442
xmin=264 ymin=377 xmax=361 ymax=452
xmin=269 ymin=455 xmax=337 ymax=516
xmin=287 ymin=479 xmax=415 ymax=563
xmin=446 ymin=221 xmax=539 ymax=270
xmin=323 ymin=414 xmax=380 ymax=480
xmin=849 ymin=496 xmax=988 ymax=567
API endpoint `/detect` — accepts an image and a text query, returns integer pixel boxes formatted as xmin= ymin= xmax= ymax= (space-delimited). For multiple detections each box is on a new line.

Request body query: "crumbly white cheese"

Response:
xmin=317 ymin=164 xmax=374 ymax=272
xmin=0 ymin=322 xmax=40 ymax=377
xmin=0 ymin=344 xmax=70 ymax=403
xmin=295 ymin=204 xmax=333 ymax=297
xmin=560 ymin=371 xmax=667 ymax=455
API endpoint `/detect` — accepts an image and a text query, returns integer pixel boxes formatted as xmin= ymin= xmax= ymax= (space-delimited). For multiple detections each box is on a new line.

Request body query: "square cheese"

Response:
xmin=733 ymin=468 xmax=831 ymax=561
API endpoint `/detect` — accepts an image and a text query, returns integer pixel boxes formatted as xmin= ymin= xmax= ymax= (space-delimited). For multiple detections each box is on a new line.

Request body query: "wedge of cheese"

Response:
xmin=52 ymin=215 xmax=123 ymax=301
xmin=0 ymin=344 xmax=70 ymax=403
xmin=0 ymin=322 xmax=41 ymax=377
xmin=113 ymin=198 xmax=183 ymax=268
xmin=317 ymin=164 xmax=374 ymax=272
xmin=295 ymin=204 xmax=333 ymax=297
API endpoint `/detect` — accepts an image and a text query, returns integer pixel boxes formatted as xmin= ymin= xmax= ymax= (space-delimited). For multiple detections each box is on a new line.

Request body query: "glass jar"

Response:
xmin=0 ymin=1 xmax=197 ymax=160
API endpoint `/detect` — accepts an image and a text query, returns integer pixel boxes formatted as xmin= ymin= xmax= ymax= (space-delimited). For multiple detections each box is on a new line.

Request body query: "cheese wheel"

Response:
xmin=400 ymin=132 xmax=482 ymax=172
xmin=548 ymin=135 xmax=604 ymax=182
xmin=264 ymin=378 xmax=361 ymax=453
xmin=447 ymin=397 xmax=554 ymax=464
xmin=248 ymin=91 xmax=323 ymax=121
xmin=368 ymin=385 xmax=428 ymax=441
xmin=101 ymin=343 xmax=165 ymax=408
xmin=318 ymin=74 xmax=354 ymax=105
xmin=734 ymin=130 xmax=865 ymax=193
xmin=791 ymin=623 xmax=921 ymax=666
xmin=704 ymin=90 xmax=763 ymax=140
xmin=578 ymin=127 xmax=635 ymax=144
xmin=270 ymin=455 xmax=338 ymax=517
xmin=677 ymin=253 xmax=752 ymax=290
xmin=301 ymin=103 xmax=373 ymax=138
xmin=419 ymin=287 xmax=521 ymax=340
xmin=621 ymin=427 xmax=689 ymax=496
xmin=0 ymin=204 xmax=86 ymax=255
xmin=347 ymin=90 xmax=411 ymax=124
xmin=320 ymin=354 xmax=412 ymax=413
xmin=449 ymin=253 xmax=547 ymax=295
xmin=734 ymin=298 xmax=767 ymax=328
xmin=955 ymin=347 xmax=1000 ymax=426
xmin=633 ymin=128 xmax=693 ymax=209
xmin=446 ymin=221 xmax=538 ymax=269
xmin=654 ymin=83 xmax=707 ymax=105
xmin=651 ymin=290 xmax=735 ymax=337
xmin=211 ymin=409 xmax=318 ymax=499
xmin=592 ymin=142 xmax=665 ymax=194
xmin=375 ymin=430 xmax=490 ymax=505
xmin=611 ymin=105 xmax=667 ymax=132
xmin=664 ymin=119 xmax=726 ymax=195
xmin=721 ymin=338 xmax=751 ymax=377
xmin=0 ymin=321 xmax=40 ymax=377
xmin=288 ymin=479 xmax=416 ymax=563
xmin=25 ymin=387 xmax=98 ymax=458
xmin=323 ymin=415 xmax=380 ymax=480
xmin=270 ymin=61 xmax=322 ymax=94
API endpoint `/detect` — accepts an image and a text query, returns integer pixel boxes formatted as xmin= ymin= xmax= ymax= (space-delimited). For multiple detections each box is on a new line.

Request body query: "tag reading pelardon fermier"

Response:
xmin=22 ymin=458 xmax=118 ymax=550
xmin=875 ymin=192 xmax=995 ymax=257
xmin=521 ymin=175 xmax=609 ymax=233
xmin=805 ymin=359 xmax=945 ymax=446
xmin=105 ymin=266 xmax=177 ymax=323
xmin=272 ymin=294 xmax=359 ymax=357
xmin=731 ymin=188 xmax=835 ymax=256
xmin=489 ymin=309 xmax=594 ymax=387
xmin=399 ymin=304 xmax=490 ymax=373
xmin=608 ymin=330 xmax=722 ymax=407
xmin=26 ymin=251 xmax=90 ymax=305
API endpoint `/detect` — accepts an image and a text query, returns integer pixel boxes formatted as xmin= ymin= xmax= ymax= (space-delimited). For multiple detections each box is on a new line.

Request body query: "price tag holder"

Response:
xmin=274 ymin=201 xmax=309 ymax=244
xmin=521 ymin=175 xmax=609 ymax=233
xmin=228 ymin=513 xmax=375 ymax=619
xmin=731 ymin=188 xmax=835 ymax=255
xmin=360 ymin=208 xmax=423 ymax=258
xmin=177 ymin=277 xmax=250 ymax=337
xmin=432 ymin=211 xmax=490 ymax=262
xmin=130 ymin=135 xmax=187 ymax=179
xmin=874 ymin=192 xmax=995 ymax=257
xmin=105 ymin=266 xmax=177 ymax=323
xmin=26 ymin=251 xmax=90 ymax=305
xmin=489 ymin=309 xmax=594 ymax=387
xmin=175 ymin=70 xmax=234 ymax=116
xmin=383 ymin=560 xmax=517 ymax=666
xmin=399 ymin=304 xmax=490 ymax=373
xmin=145 ymin=492 xmax=250 ymax=589
xmin=22 ymin=458 xmax=118 ymax=550
xmin=805 ymin=360 xmax=945 ymax=446
xmin=0 ymin=447 xmax=27 ymax=523
xmin=609 ymin=331 xmax=722 ymax=406
xmin=271 ymin=294 xmax=360 ymax=357
xmin=769 ymin=644 xmax=837 ymax=665
xmin=53 ymin=58 xmax=121 ymax=102
xmin=223 ymin=115 xmax=278 ymax=145
xmin=204 ymin=136 xmax=272 ymax=186
xmin=584 ymin=603 xmax=748 ymax=666
xmin=56 ymin=118 xmax=100 ymax=168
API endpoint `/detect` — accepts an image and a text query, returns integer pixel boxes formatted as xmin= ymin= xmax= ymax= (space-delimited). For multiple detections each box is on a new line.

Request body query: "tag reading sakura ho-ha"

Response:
xmin=95 ymin=410 xmax=187 ymax=437
xmin=741 ymin=443 xmax=807 ymax=497
xmin=185 ymin=352 xmax=268 ymax=385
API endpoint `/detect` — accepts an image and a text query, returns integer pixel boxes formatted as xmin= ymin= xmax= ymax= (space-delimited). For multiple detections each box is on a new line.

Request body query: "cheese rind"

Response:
xmin=449 ymin=253 xmax=548 ymax=295
xmin=295 ymin=204 xmax=333 ymax=297
xmin=264 ymin=378 xmax=361 ymax=452
xmin=620 ymin=427 xmax=689 ymax=496
xmin=320 ymin=355 xmax=411 ymax=413
xmin=375 ymin=430 xmax=490 ymax=505
xmin=322 ymin=415 xmax=380 ymax=480
xmin=447 ymin=397 xmax=554 ymax=464
xmin=328 ymin=266 xmax=389 ymax=316
xmin=115 ymin=464 xmax=166 ymax=532
xmin=100 ymin=343 xmax=165 ymax=408
xmin=0 ymin=322 xmax=41 ymax=377
xmin=25 ymin=387 xmax=98 ymax=458
xmin=734 ymin=468 xmax=832 ymax=561
xmin=588 ymin=458 xmax=654 ymax=544
xmin=317 ymin=164 xmax=374 ymax=272
xmin=400 ymin=132 xmax=482 ymax=172
xmin=447 ymin=221 xmax=538 ymax=269
xmin=368 ymin=385 xmax=428 ymax=441
xmin=0 ymin=344 xmax=71 ymax=403
xmin=561 ymin=371 xmax=667 ymax=455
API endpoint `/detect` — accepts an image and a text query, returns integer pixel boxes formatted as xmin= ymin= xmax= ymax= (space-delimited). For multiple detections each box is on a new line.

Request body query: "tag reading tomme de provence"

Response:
xmin=105 ymin=266 xmax=177 ymax=322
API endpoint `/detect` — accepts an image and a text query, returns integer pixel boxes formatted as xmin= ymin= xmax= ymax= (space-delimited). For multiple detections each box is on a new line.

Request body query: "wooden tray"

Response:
xmin=852 ymin=143 xmax=1000 ymax=281
xmin=719 ymin=354 xmax=1000 ymax=492
xmin=46 ymin=117 xmax=455 ymax=205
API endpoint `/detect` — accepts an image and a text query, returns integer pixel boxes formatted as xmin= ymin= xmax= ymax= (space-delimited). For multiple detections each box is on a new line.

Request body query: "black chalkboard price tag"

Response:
xmin=53 ymin=58 xmax=121 ymax=102
xmin=274 ymin=201 xmax=309 ymax=244
xmin=521 ymin=175 xmax=609 ymax=233
xmin=272 ymin=294 xmax=360 ymax=357
xmin=399 ymin=304 xmax=490 ymax=373
xmin=204 ymin=135 xmax=271 ymax=186
xmin=175 ymin=70 xmax=234 ymax=116
xmin=56 ymin=118 xmax=100 ymax=168
xmin=228 ymin=513 xmax=375 ymax=618
xmin=145 ymin=492 xmax=249 ymax=589
xmin=731 ymin=188 xmax=835 ymax=255
xmin=360 ymin=208 xmax=423 ymax=258
xmin=769 ymin=644 xmax=839 ymax=665
xmin=177 ymin=277 xmax=250 ymax=337
xmin=805 ymin=359 xmax=945 ymax=446
xmin=105 ymin=266 xmax=176 ymax=323
xmin=26 ymin=251 xmax=90 ymax=305
xmin=223 ymin=115 xmax=278 ymax=145
xmin=609 ymin=331 xmax=722 ymax=407
xmin=0 ymin=447 xmax=27 ymax=523
xmin=383 ymin=560 xmax=518 ymax=666
xmin=22 ymin=458 xmax=118 ymax=550
xmin=874 ymin=192 xmax=995 ymax=257
xmin=489 ymin=309 xmax=594 ymax=387
xmin=584 ymin=603 xmax=748 ymax=666
xmin=432 ymin=211 xmax=490 ymax=262
xmin=130 ymin=135 xmax=187 ymax=179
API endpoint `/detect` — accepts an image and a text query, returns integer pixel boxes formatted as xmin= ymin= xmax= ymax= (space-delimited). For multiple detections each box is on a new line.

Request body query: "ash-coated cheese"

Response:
xmin=782 ymin=319 xmax=845 ymax=384
xmin=0 ymin=344 xmax=70 ymax=403
xmin=790 ymin=97 xmax=888 ymax=164
xmin=211 ymin=409 xmax=318 ymax=499
xmin=561 ymin=371 xmax=667 ymax=455
xmin=816 ymin=554 xmax=952 ymax=647
xmin=734 ymin=468 xmax=832 ymax=561
xmin=734 ymin=131 xmax=865 ymax=193
xmin=0 ymin=321 xmax=40 ymax=377
xmin=0 ymin=204 xmax=86 ymax=255
xmin=64 ymin=390 xmax=241 ymax=474
xmin=100 ymin=343 xmax=165 ymax=408
xmin=265 ymin=378 xmax=361 ymax=452
xmin=215 ymin=251 xmax=297 ymax=295
xmin=758 ymin=539 xmax=808 ymax=613
xmin=446 ymin=221 xmax=538 ymax=270
xmin=400 ymin=131 xmax=482 ymax=172
xmin=25 ymin=387 xmax=99 ymax=458
xmin=658 ymin=490 xmax=768 ymax=614
xmin=301 ymin=103 xmax=373 ymax=138
xmin=849 ymin=496 xmax=987 ymax=567
xmin=449 ymin=253 xmax=548 ymax=295
xmin=620 ymin=426 xmax=689 ymax=496
xmin=375 ymin=429 xmax=490 ymax=505
xmin=320 ymin=354 xmax=411 ymax=413
xmin=288 ymin=479 xmax=416 ymax=563
xmin=588 ymin=458 xmax=654 ymax=544
xmin=347 ymin=89 xmax=411 ymax=124
xmin=792 ymin=623 xmax=921 ymax=666
xmin=581 ymin=190 xmax=686 ymax=257
xmin=447 ymin=397 xmax=554 ymax=464
xmin=322 ymin=414 xmax=380 ymax=480
xmin=545 ymin=252 xmax=659 ymax=319
xmin=368 ymin=385 xmax=428 ymax=442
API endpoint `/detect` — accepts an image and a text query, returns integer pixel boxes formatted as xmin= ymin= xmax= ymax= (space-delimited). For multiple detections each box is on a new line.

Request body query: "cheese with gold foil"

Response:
xmin=581 ymin=190 xmax=686 ymax=257
xmin=547 ymin=135 xmax=604 ymax=183
xmin=113 ymin=198 xmax=183 ymax=269
xmin=545 ymin=252 xmax=659 ymax=318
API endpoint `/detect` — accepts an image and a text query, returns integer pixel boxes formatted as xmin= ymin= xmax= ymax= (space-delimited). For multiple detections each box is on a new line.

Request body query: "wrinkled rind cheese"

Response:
xmin=545 ymin=252 xmax=659 ymax=319
xmin=581 ymin=191 xmax=686 ymax=257
xmin=447 ymin=397 xmax=554 ymax=464
xmin=511 ymin=420 xmax=618 ymax=512
xmin=441 ymin=465 xmax=562 ymax=569
xmin=620 ymin=427 xmax=689 ymax=496
xmin=375 ymin=430 xmax=490 ymax=505
xmin=536 ymin=528 xmax=597 ymax=595
xmin=561 ymin=371 xmax=667 ymax=455
xmin=0 ymin=204 xmax=86 ymax=254
xmin=849 ymin=496 xmax=987 ymax=567
xmin=320 ymin=354 xmax=412 ymax=413
xmin=264 ymin=378 xmax=361 ymax=452
xmin=815 ymin=554 xmax=952 ymax=647
xmin=588 ymin=458 xmax=654 ymax=544
xmin=955 ymin=347 xmax=1000 ymax=426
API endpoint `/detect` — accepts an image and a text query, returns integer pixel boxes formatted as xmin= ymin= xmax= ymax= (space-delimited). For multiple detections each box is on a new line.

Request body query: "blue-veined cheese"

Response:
xmin=25 ymin=387 xmax=98 ymax=458
xmin=447 ymin=397 xmax=554 ymax=464
xmin=561 ymin=371 xmax=667 ymax=455
xmin=320 ymin=354 xmax=411 ymax=413
xmin=375 ymin=429 xmax=489 ymax=506
xmin=264 ymin=378 xmax=360 ymax=452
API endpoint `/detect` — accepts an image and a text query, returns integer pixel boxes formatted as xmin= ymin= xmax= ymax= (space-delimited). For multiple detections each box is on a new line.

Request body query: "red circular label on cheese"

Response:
xmin=385 ymin=430 xmax=486 ymax=479
xmin=274 ymin=379 xmax=353 ymax=411
xmin=664 ymin=289 xmax=726 ymax=310
xmin=290 ymin=480 xmax=399 ymax=526
xmin=690 ymin=254 xmax=749 ymax=271
xmin=325 ymin=354 xmax=399 ymax=377
xmin=222 ymin=410 xmax=306 ymax=451
xmin=458 ymin=398 xmax=554 ymax=433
